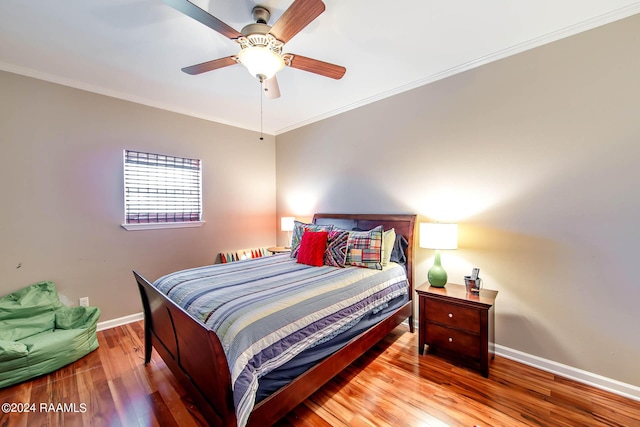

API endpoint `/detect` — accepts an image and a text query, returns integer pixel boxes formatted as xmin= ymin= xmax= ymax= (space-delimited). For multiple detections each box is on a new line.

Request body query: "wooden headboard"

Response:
xmin=312 ymin=213 xmax=417 ymax=296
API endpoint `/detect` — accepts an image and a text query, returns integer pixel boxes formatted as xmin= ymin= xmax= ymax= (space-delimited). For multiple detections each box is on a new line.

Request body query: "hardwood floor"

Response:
xmin=1 ymin=322 xmax=638 ymax=426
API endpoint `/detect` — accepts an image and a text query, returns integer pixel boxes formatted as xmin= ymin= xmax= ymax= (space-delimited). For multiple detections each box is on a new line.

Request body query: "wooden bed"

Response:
xmin=133 ymin=213 xmax=416 ymax=426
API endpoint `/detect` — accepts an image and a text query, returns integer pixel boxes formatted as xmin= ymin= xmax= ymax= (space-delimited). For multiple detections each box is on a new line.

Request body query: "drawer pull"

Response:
xmin=448 ymin=337 xmax=453 ymax=342
xmin=448 ymin=313 xmax=453 ymax=318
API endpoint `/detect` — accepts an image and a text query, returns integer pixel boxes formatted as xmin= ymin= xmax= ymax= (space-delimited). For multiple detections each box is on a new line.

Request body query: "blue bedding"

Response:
xmin=153 ymin=254 xmax=409 ymax=427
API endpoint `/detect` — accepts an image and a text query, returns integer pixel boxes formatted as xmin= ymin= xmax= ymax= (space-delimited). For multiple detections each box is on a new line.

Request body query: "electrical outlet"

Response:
xmin=79 ymin=297 xmax=89 ymax=307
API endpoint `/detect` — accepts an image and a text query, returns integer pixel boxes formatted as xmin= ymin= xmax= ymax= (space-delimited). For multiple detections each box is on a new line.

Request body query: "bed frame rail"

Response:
xmin=249 ymin=300 xmax=412 ymax=426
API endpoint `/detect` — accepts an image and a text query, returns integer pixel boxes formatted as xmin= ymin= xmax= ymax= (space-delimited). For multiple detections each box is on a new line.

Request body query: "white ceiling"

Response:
xmin=1 ymin=1 xmax=639 ymax=135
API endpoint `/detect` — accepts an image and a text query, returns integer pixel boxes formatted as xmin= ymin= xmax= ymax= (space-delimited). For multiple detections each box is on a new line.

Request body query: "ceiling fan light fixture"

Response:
xmin=236 ymin=31 xmax=285 ymax=81
xmin=237 ymin=45 xmax=285 ymax=80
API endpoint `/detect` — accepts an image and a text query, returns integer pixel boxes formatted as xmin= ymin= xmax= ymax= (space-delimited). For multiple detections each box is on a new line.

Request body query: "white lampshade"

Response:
xmin=419 ymin=223 xmax=458 ymax=250
xmin=237 ymin=46 xmax=285 ymax=80
xmin=281 ymin=217 xmax=295 ymax=232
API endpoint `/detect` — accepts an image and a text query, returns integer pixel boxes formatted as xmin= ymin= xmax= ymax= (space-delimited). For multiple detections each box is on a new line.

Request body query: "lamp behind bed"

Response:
xmin=281 ymin=217 xmax=295 ymax=248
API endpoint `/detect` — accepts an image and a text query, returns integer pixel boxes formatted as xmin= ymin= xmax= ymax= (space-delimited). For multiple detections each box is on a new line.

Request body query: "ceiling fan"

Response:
xmin=163 ymin=0 xmax=346 ymax=99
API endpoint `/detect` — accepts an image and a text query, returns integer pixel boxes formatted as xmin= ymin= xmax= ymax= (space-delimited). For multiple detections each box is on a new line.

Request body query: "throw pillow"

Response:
xmin=290 ymin=220 xmax=333 ymax=258
xmin=324 ymin=229 xmax=349 ymax=267
xmin=346 ymin=225 xmax=384 ymax=270
xmin=381 ymin=228 xmax=396 ymax=266
xmin=297 ymin=231 xmax=329 ymax=267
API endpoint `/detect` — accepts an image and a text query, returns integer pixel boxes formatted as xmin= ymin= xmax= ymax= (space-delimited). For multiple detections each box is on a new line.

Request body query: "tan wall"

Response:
xmin=0 ymin=71 xmax=276 ymax=321
xmin=275 ymin=15 xmax=640 ymax=386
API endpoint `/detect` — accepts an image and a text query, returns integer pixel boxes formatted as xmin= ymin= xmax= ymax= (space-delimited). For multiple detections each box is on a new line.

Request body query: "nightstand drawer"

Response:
xmin=425 ymin=323 xmax=480 ymax=358
xmin=425 ymin=300 xmax=481 ymax=333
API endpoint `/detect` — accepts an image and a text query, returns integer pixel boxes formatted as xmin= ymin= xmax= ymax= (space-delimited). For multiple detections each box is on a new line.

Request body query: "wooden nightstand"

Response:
xmin=267 ymin=246 xmax=291 ymax=254
xmin=416 ymin=282 xmax=498 ymax=377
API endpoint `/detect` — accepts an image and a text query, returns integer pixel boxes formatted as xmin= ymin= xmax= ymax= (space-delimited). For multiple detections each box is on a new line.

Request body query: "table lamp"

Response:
xmin=419 ymin=223 xmax=458 ymax=288
xmin=281 ymin=217 xmax=295 ymax=248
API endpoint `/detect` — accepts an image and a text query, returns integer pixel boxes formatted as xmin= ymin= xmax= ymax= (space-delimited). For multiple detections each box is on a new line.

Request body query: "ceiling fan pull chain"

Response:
xmin=260 ymin=81 xmax=264 ymax=141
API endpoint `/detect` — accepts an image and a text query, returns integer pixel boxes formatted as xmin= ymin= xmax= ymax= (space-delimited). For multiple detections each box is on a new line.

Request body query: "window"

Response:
xmin=122 ymin=150 xmax=204 ymax=230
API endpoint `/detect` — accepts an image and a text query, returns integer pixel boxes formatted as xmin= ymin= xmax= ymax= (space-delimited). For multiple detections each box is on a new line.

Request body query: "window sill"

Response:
xmin=121 ymin=221 xmax=205 ymax=231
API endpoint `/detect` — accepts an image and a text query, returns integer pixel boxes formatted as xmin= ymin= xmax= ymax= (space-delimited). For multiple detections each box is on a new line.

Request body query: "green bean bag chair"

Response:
xmin=0 ymin=281 xmax=100 ymax=388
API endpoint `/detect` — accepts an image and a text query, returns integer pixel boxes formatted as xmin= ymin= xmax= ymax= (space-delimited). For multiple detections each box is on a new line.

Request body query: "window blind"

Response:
xmin=124 ymin=150 xmax=202 ymax=224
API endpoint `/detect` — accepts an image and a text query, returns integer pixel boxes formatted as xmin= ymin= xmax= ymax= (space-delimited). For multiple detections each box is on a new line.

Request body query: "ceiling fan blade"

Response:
xmin=269 ymin=0 xmax=325 ymax=44
xmin=286 ymin=54 xmax=346 ymax=80
xmin=163 ymin=0 xmax=242 ymax=40
xmin=181 ymin=56 xmax=238 ymax=75
xmin=263 ymin=76 xmax=281 ymax=99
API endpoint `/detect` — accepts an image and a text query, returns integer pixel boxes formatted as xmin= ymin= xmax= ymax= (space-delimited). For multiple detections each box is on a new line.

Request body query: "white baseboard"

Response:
xmin=494 ymin=344 xmax=640 ymax=402
xmin=97 ymin=312 xmax=143 ymax=332
xmin=410 ymin=318 xmax=639 ymax=402
xmin=102 ymin=314 xmax=640 ymax=402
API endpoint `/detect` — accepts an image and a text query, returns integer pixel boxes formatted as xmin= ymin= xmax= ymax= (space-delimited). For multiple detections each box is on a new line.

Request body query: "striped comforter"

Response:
xmin=154 ymin=254 xmax=409 ymax=427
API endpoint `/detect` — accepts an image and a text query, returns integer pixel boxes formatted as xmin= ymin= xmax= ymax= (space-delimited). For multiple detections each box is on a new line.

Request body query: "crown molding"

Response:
xmin=274 ymin=3 xmax=640 ymax=135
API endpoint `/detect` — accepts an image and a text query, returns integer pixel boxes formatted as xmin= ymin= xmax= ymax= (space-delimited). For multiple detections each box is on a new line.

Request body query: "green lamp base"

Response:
xmin=428 ymin=250 xmax=448 ymax=288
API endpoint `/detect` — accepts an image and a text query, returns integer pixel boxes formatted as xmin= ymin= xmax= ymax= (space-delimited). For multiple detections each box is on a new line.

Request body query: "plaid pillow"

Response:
xmin=346 ymin=225 xmax=384 ymax=270
xmin=324 ymin=229 xmax=349 ymax=267
xmin=290 ymin=220 xmax=333 ymax=258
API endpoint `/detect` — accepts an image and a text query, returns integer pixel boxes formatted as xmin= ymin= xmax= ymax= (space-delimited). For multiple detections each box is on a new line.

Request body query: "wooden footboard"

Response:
xmin=133 ymin=213 xmax=416 ymax=426
xmin=134 ymin=270 xmax=237 ymax=425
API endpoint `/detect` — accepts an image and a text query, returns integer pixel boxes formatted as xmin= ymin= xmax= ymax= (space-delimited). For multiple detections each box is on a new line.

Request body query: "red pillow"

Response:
xmin=296 ymin=231 xmax=329 ymax=267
